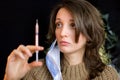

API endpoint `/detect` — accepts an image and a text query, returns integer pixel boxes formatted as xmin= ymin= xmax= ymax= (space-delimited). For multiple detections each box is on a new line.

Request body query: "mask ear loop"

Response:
xmin=46 ymin=39 xmax=63 ymax=80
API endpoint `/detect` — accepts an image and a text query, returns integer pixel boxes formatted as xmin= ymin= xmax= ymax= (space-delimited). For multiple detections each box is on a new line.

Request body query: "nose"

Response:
xmin=60 ymin=25 xmax=68 ymax=37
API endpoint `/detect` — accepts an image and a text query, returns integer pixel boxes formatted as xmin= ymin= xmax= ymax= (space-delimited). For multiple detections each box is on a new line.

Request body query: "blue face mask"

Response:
xmin=46 ymin=40 xmax=63 ymax=80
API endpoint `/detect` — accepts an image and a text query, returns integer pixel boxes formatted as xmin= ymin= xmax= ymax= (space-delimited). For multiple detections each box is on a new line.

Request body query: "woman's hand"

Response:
xmin=4 ymin=45 xmax=44 ymax=80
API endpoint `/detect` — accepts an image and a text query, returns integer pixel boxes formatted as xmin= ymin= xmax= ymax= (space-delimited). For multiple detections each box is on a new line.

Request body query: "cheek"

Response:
xmin=55 ymin=30 xmax=59 ymax=39
xmin=78 ymin=34 xmax=87 ymax=44
xmin=70 ymin=32 xmax=76 ymax=41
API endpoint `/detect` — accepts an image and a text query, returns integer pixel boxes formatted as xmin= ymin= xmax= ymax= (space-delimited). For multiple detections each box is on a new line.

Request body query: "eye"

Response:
xmin=56 ymin=22 xmax=62 ymax=28
xmin=70 ymin=23 xmax=76 ymax=29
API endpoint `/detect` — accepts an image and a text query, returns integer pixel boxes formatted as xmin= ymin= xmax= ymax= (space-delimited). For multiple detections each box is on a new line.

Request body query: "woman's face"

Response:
xmin=55 ymin=8 xmax=87 ymax=55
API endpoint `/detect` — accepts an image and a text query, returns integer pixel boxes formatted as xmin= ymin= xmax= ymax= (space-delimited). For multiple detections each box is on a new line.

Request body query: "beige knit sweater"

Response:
xmin=22 ymin=58 xmax=119 ymax=80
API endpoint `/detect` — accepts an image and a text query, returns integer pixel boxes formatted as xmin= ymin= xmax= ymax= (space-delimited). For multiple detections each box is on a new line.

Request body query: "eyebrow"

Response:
xmin=55 ymin=18 xmax=60 ymax=21
xmin=55 ymin=18 xmax=74 ymax=22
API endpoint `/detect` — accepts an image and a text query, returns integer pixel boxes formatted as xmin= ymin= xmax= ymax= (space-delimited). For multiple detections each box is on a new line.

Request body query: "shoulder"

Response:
xmin=22 ymin=59 xmax=52 ymax=80
xmin=30 ymin=59 xmax=49 ymax=73
xmin=29 ymin=59 xmax=48 ymax=73
xmin=95 ymin=65 xmax=119 ymax=80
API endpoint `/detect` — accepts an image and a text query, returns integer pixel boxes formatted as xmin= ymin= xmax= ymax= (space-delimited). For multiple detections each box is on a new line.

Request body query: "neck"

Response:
xmin=63 ymin=51 xmax=84 ymax=65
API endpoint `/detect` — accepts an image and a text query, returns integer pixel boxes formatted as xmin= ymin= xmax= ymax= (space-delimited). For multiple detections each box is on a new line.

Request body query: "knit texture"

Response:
xmin=22 ymin=59 xmax=119 ymax=80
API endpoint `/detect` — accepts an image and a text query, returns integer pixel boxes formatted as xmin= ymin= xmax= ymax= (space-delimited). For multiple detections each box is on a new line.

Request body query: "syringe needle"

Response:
xmin=35 ymin=19 xmax=39 ymax=62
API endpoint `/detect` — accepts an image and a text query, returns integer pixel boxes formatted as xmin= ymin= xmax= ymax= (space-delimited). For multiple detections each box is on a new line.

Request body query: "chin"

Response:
xmin=60 ymin=48 xmax=71 ymax=54
xmin=58 ymin=45 xmax=71 ymax=53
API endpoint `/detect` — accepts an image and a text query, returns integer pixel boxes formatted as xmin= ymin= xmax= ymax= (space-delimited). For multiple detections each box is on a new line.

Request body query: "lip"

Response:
xmin=59 ymin=41 xmax=70 ymax=46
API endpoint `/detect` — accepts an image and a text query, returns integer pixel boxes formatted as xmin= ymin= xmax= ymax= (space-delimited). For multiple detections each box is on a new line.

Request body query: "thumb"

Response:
xmin=28 ymin=61 xmax=43 ymax=70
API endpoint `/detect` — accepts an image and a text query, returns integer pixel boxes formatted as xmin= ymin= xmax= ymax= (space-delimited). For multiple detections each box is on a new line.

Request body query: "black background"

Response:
xmin=0 ymin=0 xmax=119 ymax=79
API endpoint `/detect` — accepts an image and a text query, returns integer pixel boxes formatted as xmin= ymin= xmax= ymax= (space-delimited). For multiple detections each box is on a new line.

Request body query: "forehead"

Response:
xmin=56 ymin=8 xmax=73 ymax=20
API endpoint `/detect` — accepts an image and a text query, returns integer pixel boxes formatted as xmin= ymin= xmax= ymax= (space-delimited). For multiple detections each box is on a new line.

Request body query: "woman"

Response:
xmin=4 ymin=0 xmax=119 ymax=80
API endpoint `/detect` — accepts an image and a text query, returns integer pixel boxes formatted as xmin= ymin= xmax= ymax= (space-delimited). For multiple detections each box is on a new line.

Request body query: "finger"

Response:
xmin=28 ymin=61 xmax=43 ymax=70
xmin=26 ymin=45 xmax=44 ymax=53
xmin=17 ymin=45 xmax=32 ymax=57
xmin=8 ymin=49 xmax=25 ymax=62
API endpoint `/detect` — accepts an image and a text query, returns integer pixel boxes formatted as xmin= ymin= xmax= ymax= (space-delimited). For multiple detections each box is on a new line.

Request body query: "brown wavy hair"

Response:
xmin=47 ymin=0 xmax=106 ymax=79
